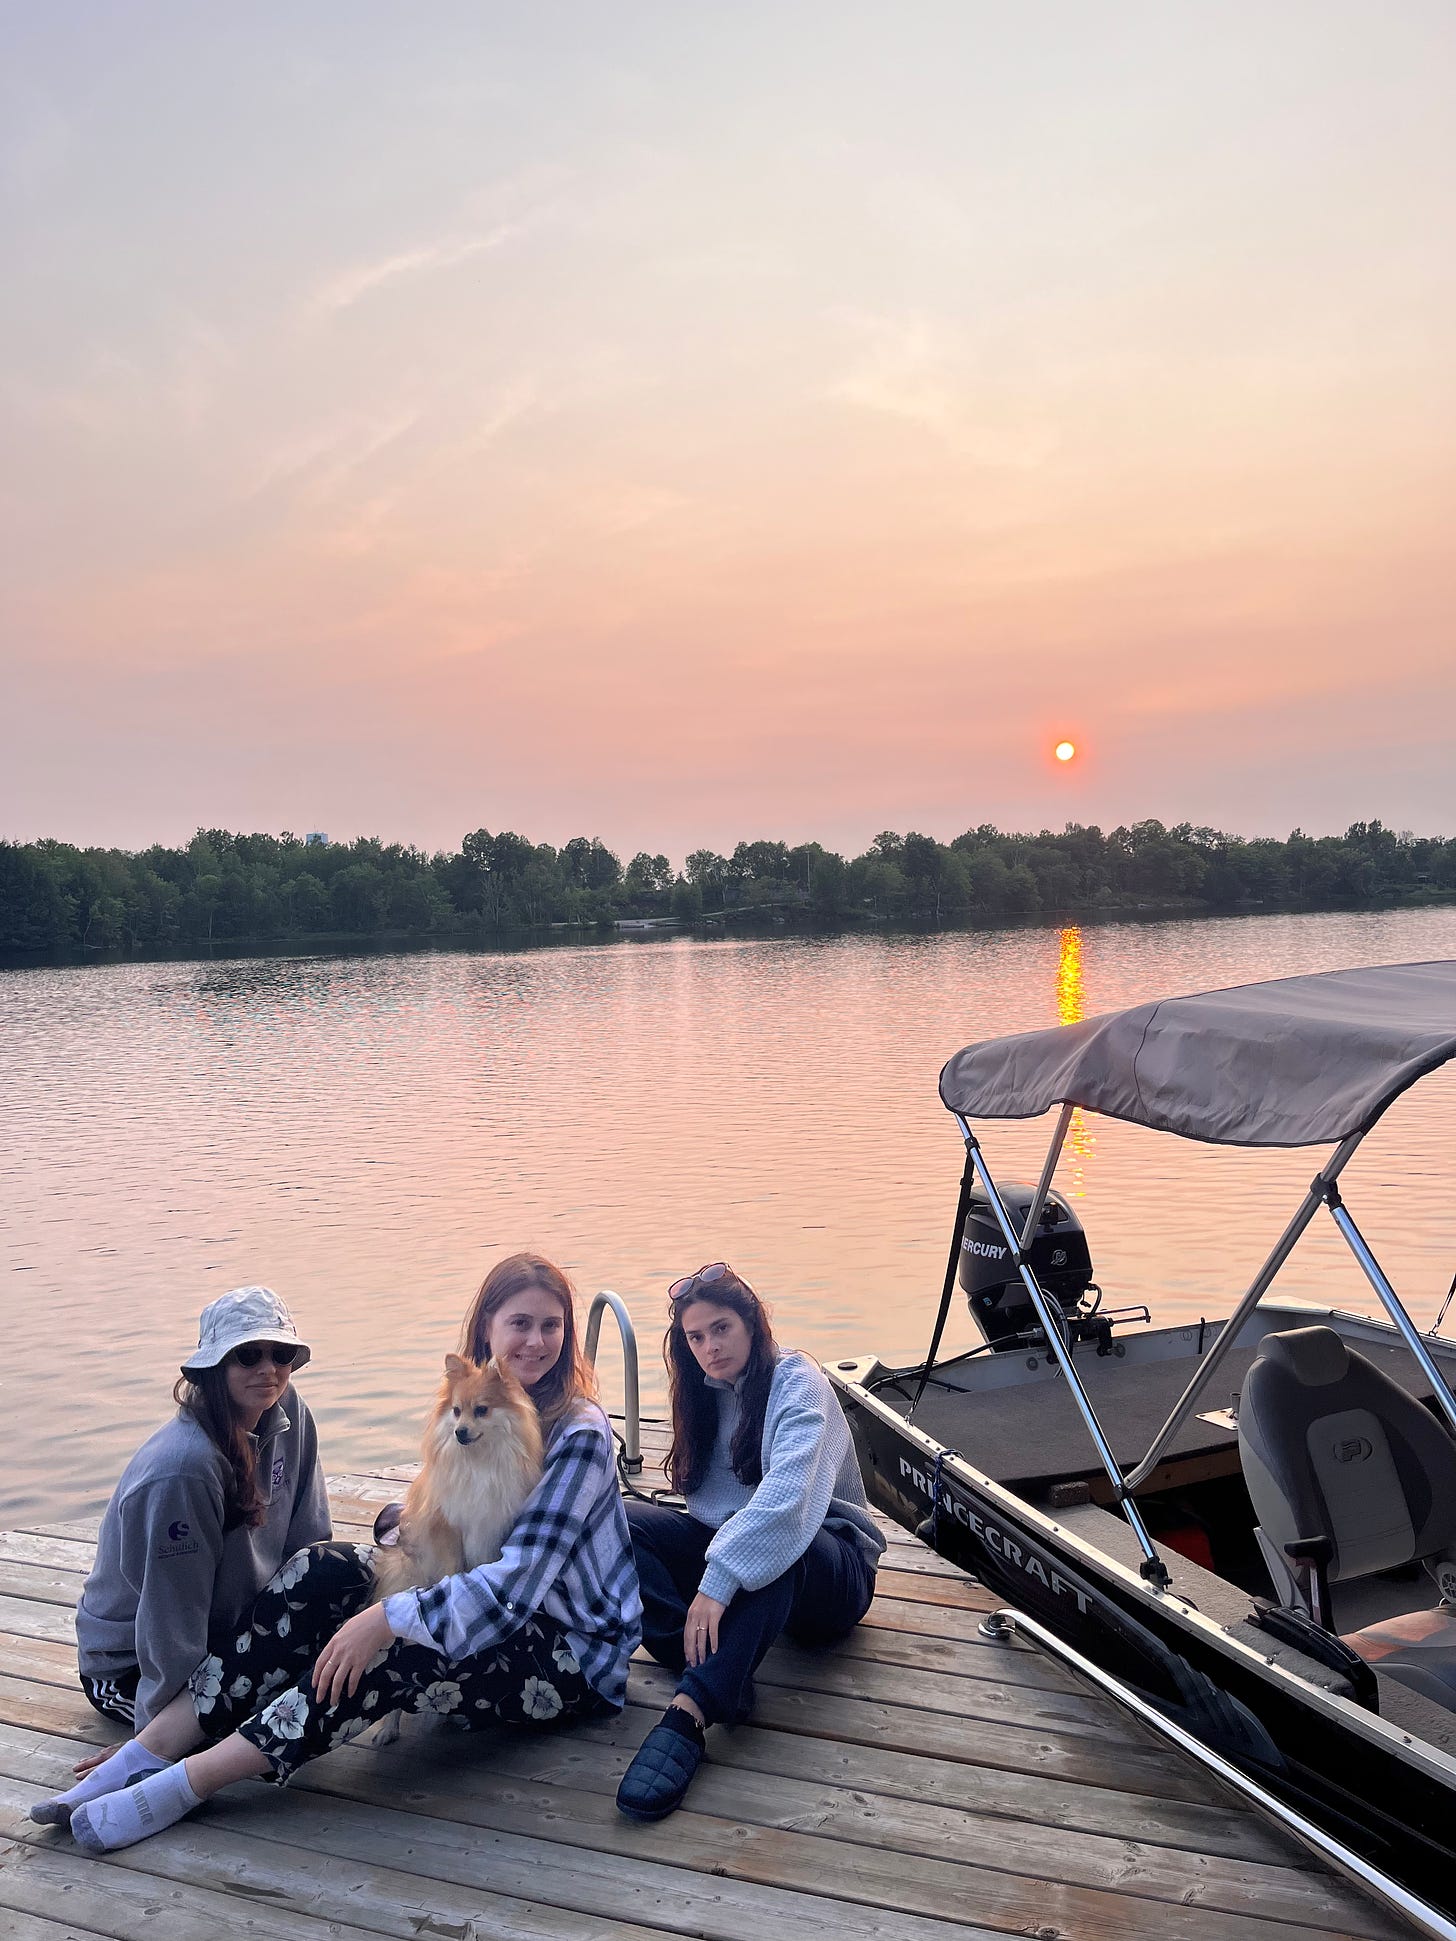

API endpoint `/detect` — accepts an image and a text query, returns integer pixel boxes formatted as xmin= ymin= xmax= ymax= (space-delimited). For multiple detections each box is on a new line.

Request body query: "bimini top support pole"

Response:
xmin=1123 ymin=1129 xmax=1367 ymax=1492
xmin=1021 ymin=1102 xmax=1075 ymax=1252
xmin=964 ymin=1132 xmax=1170 ymax=1588
xmin=1326 ymin=1191 xmax=1456 ymax=1439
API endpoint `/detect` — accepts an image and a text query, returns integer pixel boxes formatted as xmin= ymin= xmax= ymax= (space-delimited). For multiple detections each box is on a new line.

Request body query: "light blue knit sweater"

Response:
xmin=686 ymin=1350 xmax=886 ymax=1605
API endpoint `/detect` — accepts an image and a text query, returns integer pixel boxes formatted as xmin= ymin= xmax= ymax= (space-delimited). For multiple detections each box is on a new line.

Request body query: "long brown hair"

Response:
xmin=460 ymin=1252 xmax=597 ymax=1432
xmin=665 ymin=1267 xmax=778 ymax=1495
xmin=172 ymin=1365 xmax=266 ymax=1531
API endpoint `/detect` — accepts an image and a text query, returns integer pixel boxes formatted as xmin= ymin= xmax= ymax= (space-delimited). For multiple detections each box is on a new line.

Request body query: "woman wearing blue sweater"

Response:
xmin=617 ymin=1263 xmax=885 ymax=1821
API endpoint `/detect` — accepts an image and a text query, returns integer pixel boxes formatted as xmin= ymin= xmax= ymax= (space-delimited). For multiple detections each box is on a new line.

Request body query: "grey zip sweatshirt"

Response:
xmin=75 ymin=1387 xmax=331 ymax=1726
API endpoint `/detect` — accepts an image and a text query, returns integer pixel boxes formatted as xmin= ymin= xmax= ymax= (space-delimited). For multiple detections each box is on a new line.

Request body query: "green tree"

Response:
xmin=685 ymin=850 xmax=727 ymax=909
xmin=671 ymin=875 xmax=704 ymax=920
xmin=809 ymin=849 xmax=849 ymax=915
xmin=963 ymin=849 xmax=1011 ymax=915
xmin=903 ymin=833 xmax=967 ymax=921
xmin=286 ymin=873 xmax=330 ymax=932
xmin=385 ymin=871 xmax=451 ymax=931
xmin=0 ymin=842 xmax=73 ymax=947
xmin=625 ymin=852 xmax=673 ymax=894
xmin=330 ymin=863 xmax=386 ymax=931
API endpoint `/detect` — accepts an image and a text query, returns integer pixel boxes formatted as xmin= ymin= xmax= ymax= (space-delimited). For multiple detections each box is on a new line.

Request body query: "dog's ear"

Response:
xmin=444 ymin=1352 xmax=470 ymax=1379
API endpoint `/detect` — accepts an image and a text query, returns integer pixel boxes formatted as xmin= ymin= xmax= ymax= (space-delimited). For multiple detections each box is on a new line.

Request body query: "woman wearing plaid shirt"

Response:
xmin=53 ymin=1255 xmax=642 ymax=1855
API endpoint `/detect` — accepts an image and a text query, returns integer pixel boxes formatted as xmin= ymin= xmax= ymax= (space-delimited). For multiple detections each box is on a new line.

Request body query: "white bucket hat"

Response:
xmin=182 ymin=1285 xmax=311 ymax=1376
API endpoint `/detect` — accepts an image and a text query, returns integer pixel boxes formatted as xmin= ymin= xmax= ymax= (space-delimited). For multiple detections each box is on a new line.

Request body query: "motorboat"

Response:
xmin=828 ymin=959 xmax=1456 ymax=1935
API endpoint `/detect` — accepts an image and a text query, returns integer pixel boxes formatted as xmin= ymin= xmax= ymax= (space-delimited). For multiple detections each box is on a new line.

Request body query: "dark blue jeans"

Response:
xmin=626 ymin=1499 xmax=873 ymax=1726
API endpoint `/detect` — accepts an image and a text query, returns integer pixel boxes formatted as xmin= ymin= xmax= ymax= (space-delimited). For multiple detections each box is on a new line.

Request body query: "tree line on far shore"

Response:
xmin=1 ymin=818 xmax=1453 ymax=954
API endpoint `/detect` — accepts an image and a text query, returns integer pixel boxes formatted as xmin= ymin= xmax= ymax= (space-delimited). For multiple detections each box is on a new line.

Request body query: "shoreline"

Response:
xmin=5 ymin=888 xmax=1456 ymax=973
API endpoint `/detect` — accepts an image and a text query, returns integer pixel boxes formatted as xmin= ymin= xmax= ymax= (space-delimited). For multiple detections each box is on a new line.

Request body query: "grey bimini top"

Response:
xmin=939 ymin=959 xmax=1456 ymax=1149
xmin=75 ymin=1387 xmax=330 ymax=1726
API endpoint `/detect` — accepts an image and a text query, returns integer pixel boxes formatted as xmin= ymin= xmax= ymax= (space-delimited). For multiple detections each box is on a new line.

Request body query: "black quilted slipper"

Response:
xmin=616 ymin=1705 xmax=706 ymax=1821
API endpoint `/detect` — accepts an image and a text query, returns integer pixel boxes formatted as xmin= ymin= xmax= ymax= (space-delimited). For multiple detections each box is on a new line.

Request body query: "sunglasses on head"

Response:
xmin=668 ymin=1262 xmax=732 ymax=1304
xmin=229 ymin=1343 xmax=299 ymax=1369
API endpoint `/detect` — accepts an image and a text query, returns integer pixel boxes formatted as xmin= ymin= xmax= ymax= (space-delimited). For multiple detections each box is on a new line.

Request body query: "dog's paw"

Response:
xmin=357 ymin=1709 xmax=403 ymax=1749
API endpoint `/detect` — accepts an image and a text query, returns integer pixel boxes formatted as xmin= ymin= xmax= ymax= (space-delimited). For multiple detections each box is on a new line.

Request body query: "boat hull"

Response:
xmin=832 ymin=1358 xmax=1456 ymax=1915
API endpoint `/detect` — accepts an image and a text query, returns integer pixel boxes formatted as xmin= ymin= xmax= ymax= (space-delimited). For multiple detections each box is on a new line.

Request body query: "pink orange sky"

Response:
xmin=3 ymin=4 xmax=1454 ymax=862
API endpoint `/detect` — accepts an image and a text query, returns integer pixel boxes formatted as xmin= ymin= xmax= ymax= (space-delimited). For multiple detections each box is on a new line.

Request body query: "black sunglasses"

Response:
xmin=230 ymin=1343 xmax=299 ymax=1369
xmin=668 ymin=1262 xmax=732 ymax=1303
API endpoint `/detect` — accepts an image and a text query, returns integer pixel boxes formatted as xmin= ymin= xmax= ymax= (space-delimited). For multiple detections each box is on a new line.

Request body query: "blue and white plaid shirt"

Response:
xmin=382 ymin=1400 xmax=642 ymax=1708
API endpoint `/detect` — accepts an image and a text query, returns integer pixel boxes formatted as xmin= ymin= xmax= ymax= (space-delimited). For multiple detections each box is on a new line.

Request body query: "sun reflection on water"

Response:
xmin=1057 ymin=926 xmax=1096 ymax=1196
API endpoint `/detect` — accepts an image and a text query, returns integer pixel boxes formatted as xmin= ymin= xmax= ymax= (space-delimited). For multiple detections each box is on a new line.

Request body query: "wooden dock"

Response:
xmin=0 ymin=1419 xmax=1409 ymax=1941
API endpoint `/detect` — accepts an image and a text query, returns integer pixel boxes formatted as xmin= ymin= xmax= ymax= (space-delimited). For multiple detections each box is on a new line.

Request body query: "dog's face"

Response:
xmin=436 ymin=1351 xmax=532 ymax=1449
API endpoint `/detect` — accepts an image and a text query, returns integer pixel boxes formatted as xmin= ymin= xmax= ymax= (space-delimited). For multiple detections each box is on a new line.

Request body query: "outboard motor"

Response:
xmin=959 ymin=1182 xmax=1096 ymax=1351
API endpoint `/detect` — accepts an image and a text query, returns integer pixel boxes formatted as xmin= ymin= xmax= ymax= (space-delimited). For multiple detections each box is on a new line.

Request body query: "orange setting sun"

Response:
xmin=1055 ymin=741 xmax=1077 ymax=763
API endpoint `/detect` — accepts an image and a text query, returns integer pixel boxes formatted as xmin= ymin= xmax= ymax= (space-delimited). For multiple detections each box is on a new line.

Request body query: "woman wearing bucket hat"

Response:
xmin=66 ymin=1286 xmax=331 ymax=1747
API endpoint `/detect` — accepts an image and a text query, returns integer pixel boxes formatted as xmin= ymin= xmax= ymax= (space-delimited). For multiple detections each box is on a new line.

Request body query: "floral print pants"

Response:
xmin=187 ymin=1539 xmax=608 ymax=1785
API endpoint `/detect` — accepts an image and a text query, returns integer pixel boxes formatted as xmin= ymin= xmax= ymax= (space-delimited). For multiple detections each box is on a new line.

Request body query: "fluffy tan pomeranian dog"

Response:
xmin=375 ymin=1353 xmax=545 ymax=1597
xmin=366 ymin=1354 xmax=544 ymax=1741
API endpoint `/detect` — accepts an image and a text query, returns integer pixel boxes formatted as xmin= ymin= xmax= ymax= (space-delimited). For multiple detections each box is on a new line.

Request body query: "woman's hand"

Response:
xmin=311 ymin=1602 xmax=395 ymax=1707
xmin=683 ymin=1592 xmax=727 ymax=1667
xmin=72 ymin=1745 xmax=113 ymax=1777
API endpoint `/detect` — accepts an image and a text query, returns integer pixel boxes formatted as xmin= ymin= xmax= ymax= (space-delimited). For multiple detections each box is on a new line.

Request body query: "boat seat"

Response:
xmin=1238 ymin=1325 xmax=1456 ymax=1709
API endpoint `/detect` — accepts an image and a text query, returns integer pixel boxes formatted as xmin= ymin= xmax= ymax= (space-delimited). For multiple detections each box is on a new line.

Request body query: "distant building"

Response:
xmin=305 ymin=832 xmax=329 ymax=847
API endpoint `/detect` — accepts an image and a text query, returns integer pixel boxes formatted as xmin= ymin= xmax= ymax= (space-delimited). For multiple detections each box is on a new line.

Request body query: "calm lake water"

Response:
xmin=4 ymin=906 xmax=1456 ymax=1526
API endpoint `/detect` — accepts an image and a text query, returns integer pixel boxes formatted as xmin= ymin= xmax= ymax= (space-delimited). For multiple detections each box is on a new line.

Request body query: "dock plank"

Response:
xmin=0 ymin=1563 xmax=87 ymax=1610
xmin=0 ymin=1911 xmax=103 ymax=1941
xmin=0 ymin=1797 xmax=700 ymax=1941
xmin=0 ymin=1458 xmax=1410 ymax=1941
xmin=0 ymin=1598 xmax=72 ymax=1647
xmin=0 ymin=1828 xmax=387 ymax=1941
xmin=300 ymin=1718 xmax=1391 ymax=1934
xmin=630 ymin=1660 xmax=1206 ymax=1795
xmin=293 ymin=1737 xmax=1396 ymax=1941
xmin=587 ymin=1704 xmax=1314 ymax=1863
xmin=2 ymin=1771 xmax=1008 ymax=1941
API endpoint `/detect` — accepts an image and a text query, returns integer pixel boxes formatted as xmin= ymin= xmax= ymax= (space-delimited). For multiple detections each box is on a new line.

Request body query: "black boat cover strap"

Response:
xmin=939 ymin=960 xmax=1456 ymax=1148
xmin=1249 ymin=1598 xmax=1380 ymax=1711
xmin=909 ymin=1144 xmax=978 ymax=1416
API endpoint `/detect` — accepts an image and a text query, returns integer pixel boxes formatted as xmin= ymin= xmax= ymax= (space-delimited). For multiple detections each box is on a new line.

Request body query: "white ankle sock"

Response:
xmin=69 ymin=1761 xmax=201 ymax=1852
xmin=29 ymin=1740 xmax=169 ymax=1825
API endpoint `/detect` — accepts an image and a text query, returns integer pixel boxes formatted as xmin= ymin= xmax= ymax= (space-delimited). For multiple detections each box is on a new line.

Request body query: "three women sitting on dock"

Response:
xmin=35 ymin=1255 xmax=881 ymax=1846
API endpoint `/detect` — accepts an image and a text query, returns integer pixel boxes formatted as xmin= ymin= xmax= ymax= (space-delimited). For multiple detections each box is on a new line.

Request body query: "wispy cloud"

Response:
xmin=307 ymin=221 xmax=529 ymax=319
xmin=242 ymin=407 xmax=422 ymax=504
xmin=826 ymin=310 xmax=1056 ymax=470
xmin=828 ymin=312 xmax=960 ymax=437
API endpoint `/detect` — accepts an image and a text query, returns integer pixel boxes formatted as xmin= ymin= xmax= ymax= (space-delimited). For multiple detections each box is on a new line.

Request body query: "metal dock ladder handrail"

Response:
xmin=584 ymin=1288 xmax=643 ymax=1473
